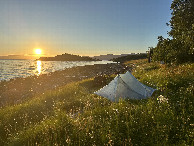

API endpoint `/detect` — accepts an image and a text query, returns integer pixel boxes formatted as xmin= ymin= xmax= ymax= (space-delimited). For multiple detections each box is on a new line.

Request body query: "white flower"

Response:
xmin=157 ymin=95 xmax=168 ymax=103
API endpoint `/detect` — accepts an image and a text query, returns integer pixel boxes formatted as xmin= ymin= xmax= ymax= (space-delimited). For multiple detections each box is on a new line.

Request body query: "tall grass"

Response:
xmin=0 ymin=60 xmax=193 ymax=145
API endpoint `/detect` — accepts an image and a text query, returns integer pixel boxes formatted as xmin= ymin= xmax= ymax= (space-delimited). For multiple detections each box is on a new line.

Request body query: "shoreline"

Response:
xmin=0 ymin=60 xmax=115 ymax=82
xmin=0 ymin=63 xmax=128 ymax=107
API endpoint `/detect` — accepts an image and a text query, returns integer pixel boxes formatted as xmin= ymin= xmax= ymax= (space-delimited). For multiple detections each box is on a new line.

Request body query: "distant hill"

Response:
xmin=112 ymin=53 xmax=147 ymax=63
xmin=0 ymin=55 xmax=35 ymax=60
xmin=38 ymin=53 xmax=99 ymax=61
xmin=92 ymin=53 xmax=137 ymax=60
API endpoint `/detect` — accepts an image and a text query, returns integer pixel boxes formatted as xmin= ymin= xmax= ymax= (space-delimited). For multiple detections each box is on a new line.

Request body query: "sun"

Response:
xmin=35 ymin=49 xmax=42 ymax=55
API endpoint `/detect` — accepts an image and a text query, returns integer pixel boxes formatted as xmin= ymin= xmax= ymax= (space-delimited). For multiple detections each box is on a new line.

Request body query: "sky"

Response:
xmin=0 ymin=0 xmax=172 ymax=57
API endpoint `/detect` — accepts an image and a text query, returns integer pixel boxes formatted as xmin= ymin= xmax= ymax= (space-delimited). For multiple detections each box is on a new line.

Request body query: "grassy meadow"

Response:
xmin=0 ymin=59 xmax=193 ymax=145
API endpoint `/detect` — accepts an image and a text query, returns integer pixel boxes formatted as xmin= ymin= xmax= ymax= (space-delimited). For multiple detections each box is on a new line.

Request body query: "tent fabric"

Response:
xmin=94 ymin=71 xmax=156 ymax=102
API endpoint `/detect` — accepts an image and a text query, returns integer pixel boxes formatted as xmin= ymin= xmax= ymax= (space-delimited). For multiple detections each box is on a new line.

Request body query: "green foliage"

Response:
xmin=0 ymin=61 xmax=193 ymax=145
xmin=169 ymin=0 xmax=194 ymax=45
xmin=152 ymin=0 xmax=194 ymax=64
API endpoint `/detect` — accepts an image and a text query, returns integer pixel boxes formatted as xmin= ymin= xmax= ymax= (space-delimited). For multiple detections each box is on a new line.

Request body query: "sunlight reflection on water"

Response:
xmin=0 ymin=60 xmax=115 ymax=81
xmin=36 ymin=60 xmax=42 ymax=75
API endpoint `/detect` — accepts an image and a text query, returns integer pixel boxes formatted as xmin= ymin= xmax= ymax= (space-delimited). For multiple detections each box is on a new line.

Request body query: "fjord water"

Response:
xmin=0 ymin=60 xmax=114 ymax=81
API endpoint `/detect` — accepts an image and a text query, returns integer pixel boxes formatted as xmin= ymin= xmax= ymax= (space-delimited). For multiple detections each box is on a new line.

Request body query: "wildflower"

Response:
xmin=108 ymin=139 xmax=112 ymax=145
xmin=66 ymin=136 xmax=71 ymax=143
xmin=157 ymin=95 xmax=168 ymax=103
xmin=113 ymin=108 xmax=118 ymax=113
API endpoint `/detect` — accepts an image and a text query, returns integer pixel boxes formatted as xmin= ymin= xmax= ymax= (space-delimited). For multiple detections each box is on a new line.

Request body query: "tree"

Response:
xmin=169 ymin=0 xmax=194 ymax=60
xmin=152 ymin=0 xmax=194 ymax=64
xmin=153 ymin=36 xmax=177 ymax=63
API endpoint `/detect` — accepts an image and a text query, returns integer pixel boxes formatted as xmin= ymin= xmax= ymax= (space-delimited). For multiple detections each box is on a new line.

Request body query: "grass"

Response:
xmin=0 ymin=59 xmax=193 ymax=145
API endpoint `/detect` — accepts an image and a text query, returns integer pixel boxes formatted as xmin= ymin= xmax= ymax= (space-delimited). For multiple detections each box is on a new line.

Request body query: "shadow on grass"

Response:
xmin=78 ymin=75 xmax=115 ymax=93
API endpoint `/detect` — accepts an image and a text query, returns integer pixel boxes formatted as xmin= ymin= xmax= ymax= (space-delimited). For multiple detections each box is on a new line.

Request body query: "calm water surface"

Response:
xmin=0 ymin=60 xmax=114 ymax=81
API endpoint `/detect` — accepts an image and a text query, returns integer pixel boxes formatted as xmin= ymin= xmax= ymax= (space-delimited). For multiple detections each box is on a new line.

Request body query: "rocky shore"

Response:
xmin=0 ymin=63 xmax=129 ymax=107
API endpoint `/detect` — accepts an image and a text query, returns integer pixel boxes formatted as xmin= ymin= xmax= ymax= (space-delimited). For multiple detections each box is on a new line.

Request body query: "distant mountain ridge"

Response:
xmin=38 ymin=53 xmax=99 ymax=61
xmin=112 ymin=53 xmax=147 ymax=63
xmin=0 ymin=55 xmax=35 ymax=60
xmin=92 ymin=53 xmax=146 ymax=61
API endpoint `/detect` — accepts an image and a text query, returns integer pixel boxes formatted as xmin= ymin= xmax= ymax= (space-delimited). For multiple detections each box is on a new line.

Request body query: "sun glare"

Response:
xmin=35 ymin=49 xmax=42 ymax=55
xmin=36 ymin=60 xmax=42 ymax=75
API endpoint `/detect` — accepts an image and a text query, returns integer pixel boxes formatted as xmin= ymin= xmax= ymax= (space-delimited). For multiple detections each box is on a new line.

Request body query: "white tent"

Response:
xmin=94 ymin=71 xmax=156 ymax=102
